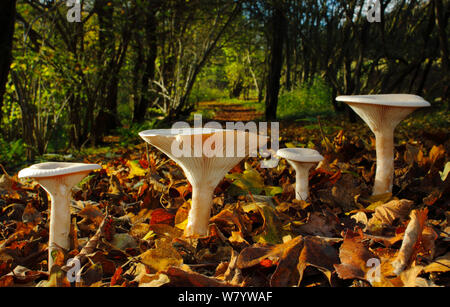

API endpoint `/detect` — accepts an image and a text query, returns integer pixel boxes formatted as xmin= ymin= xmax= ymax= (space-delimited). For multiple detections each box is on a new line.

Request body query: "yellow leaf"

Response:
xmin=175 ymin=218 xmax=188 ymax=230
xmin=140 ymin=238 xmax=183 ymax=273
xmin=285 ymin=142 xmax=297 ymax=148
xmin=126 ymin=160 xmax=147 ymax=178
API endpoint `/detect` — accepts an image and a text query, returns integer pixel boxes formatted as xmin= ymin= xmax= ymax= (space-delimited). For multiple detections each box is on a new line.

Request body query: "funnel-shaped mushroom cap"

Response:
xmin=19 ymin=162 xmax=101 ymax=179
xmin=139 ymin=128 xmax=267 ymax=188
xmin=19 ymin=162 xmax=102 ymax=190
xmin=336 ymin=94 xmax=430 ymax=131
xmin=140 ymin=128 xmax=268 ymax=237
xmin=276 ymin=148 xmax=324 ymax=163
xmin=336 ymin=94 xmax=430 ymax=107
xmin=276 ymin=148 xmax=323 ymax=201
xmin=336 ymin=94 xmax=430 ymax=195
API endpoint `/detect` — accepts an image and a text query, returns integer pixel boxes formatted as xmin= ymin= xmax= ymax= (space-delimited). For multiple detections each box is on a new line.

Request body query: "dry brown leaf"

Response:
xmin=334 ymin=229 xmax=376 ymax=281
xmin=228 ymin=231 xmax=250 ymax=249
xmin=330 ymin=173 xmax=364 ymax=211
xmin=21 ymin=203 xmax=42 ymax=224
xmin=236 ymin=244 xmax=276 ymax=269
xmin=222 ymin=249 xmax=244 ymax=285
xmin=77 ymin=204 xmax=104 ymax=231
xmin=149 ymin=224 xmax=183 ymax=239
xmin=296 ymin=211 xmax=340 ymax=237
xmin=140 ymin=238 xmax=183 ymax=273
xmin=162 ymin=266 xmax=234 ymax=287
xmin=428 ymin=145 xmax=446 ymax=165
xmin=400 ymin=265 xmax=438 ymax=287
xmin=129 ymin=223 xmax=151 ymax=239
xmin=296 ymin=236 xmax=340 ymax=286
xmin=139 ymin=272 xmax=170 ymax=287
xmin=367 ymin=199 xmax=413 ymax=233
xmin=391 ymin=209 xmax=428 ymax=275
xmin=269 ymin=236 xmax=304 ymax=287
xmin=210 ymin=204 xmax=252 ymax=234
xmin=423 ymin=252 xmax=450 ymax=273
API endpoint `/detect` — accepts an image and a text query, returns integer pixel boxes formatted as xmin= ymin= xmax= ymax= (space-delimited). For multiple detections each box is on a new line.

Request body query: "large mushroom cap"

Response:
xmin=276 ymin=148 xmax=324 ymax=163
xmin=18 ymin=162 xmax=101 ymax=178
xmin=139 ymin=128 xmax=266 ymax=158
xmin=139 ymin=127 xmax=225 ymax=137
xmin=336 ymin=94 xmax=430 ymax=108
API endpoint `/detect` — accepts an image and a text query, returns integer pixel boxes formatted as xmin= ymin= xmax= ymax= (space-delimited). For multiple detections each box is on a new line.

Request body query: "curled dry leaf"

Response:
xmin=392 ymin=208 xmax=428 ymax=275
xmin=210 ymin=204 xmax=252 ymax=235
xmin=367 ymin=199 xmax=414 ymax=233
xmin=269 ymin=236 xmax=304 ymax=287
xmin=222 ymin=249 xmax=244 ymax=285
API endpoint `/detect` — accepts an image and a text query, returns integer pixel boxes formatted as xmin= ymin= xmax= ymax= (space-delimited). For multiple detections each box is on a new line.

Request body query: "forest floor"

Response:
xmin=0 ymin=101 xmax=449 ymax=287
xmin=196 ymin=100 xmax=264 ymax=122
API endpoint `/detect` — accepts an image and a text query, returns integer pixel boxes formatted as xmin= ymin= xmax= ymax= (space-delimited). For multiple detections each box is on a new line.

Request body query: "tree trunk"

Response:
xmin=265 ymin=6 xmax=286 ymax=121
xmin=285 ymin=24 xmax=292 ymax=91
xmin=434 ymin=0 xmax=449 ymax=103
xmin=0 ymin=0 xmax=17 ymax=116
xmin=133 ymin=7 xmax=158 ymax=123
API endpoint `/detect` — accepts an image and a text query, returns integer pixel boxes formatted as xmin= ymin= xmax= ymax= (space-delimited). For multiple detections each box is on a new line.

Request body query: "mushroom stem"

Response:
xmin=373 ymin=128 xmax=395 ymax=195
xmin=185 ymin=184 xmax=215 ymax=237
xmin=38 ymin=174 xmax=85 ymax=269
xmin=290 ymin=161 xmax=315 ymax=201
xmin=47 ymin=186 xmax=71 ymax=268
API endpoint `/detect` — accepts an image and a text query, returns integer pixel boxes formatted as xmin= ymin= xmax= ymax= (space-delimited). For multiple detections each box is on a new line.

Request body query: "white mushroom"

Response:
xmin=139 ymin=128 xmax=266 ymax=237
xmin=18 ymin=162 xmax=101 ymax=269
xmin=276 ymin=148 xmax=324 ymax=201
xmin=336 ymin=94 xmax=430 ymax=195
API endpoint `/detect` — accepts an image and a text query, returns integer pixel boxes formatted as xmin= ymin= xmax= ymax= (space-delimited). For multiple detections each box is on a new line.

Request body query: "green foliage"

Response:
xmin=189 ymin=87 xmax=228 ymax=103
xmin=0 ymin=138 xmax=27 ymax=168
xmin=114 ymin=121 xmax=160 ymax=146
xmin=277 ymin=78 xmax=333 ymax=120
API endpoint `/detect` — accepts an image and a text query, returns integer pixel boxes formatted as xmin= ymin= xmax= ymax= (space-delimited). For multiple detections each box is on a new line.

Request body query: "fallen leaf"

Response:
xmin=423 ymin=252 xmax=450 ymax=273
xmin=162 ymin=266 xmax=234 ymax=287
xmin=391 ymin=208 xmax=428 ymax=275
xmin=367 ymin=199 xmax=413 ymax=233
xmin=334 ymin=229 xmax=376 ymax=281
xmin=296 ymin=211 xmax=340 ymax=237
xmin=439 ymin=162 xmax=450 ymax=181
xmin=140 ymin=238 xmax=183 ymax=273
xmin=296 ymin=236 xmax=340 ymax=286
xmin=150 ymin=208 xmax=175 ymax=225
xmin=126 ymin=160 xmax=148 ymax=178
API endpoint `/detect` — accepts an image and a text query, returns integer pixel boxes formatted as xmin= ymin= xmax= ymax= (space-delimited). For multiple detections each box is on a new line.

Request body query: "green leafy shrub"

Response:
xmin=0 ymin=138 xmax=27 ymax=169
xmin=189 ymin=87 xmax=228 ymax=103
xmin=277 ymin=78 xmax=333 ymax=120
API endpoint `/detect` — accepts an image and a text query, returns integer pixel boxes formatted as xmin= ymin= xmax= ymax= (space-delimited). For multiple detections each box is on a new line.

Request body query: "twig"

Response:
xmin=0 ymin=164 xmax=10 ymax=177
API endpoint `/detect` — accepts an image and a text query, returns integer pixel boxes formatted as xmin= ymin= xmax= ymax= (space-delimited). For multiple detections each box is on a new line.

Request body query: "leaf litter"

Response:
xmin=0 ymin=119 xmax=449 ymax=287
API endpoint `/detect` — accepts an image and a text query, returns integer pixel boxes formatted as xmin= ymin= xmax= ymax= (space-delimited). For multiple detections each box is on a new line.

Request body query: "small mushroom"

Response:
xmin=139 ymin=128 xmax=266 ymax=237
xmin=18 ymin=162 xmax=101 ymax=269
xmin=277 ymin=148 xmax=324 ymax=201
xmin=336 ymin=94 xmax=430 ymax=195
